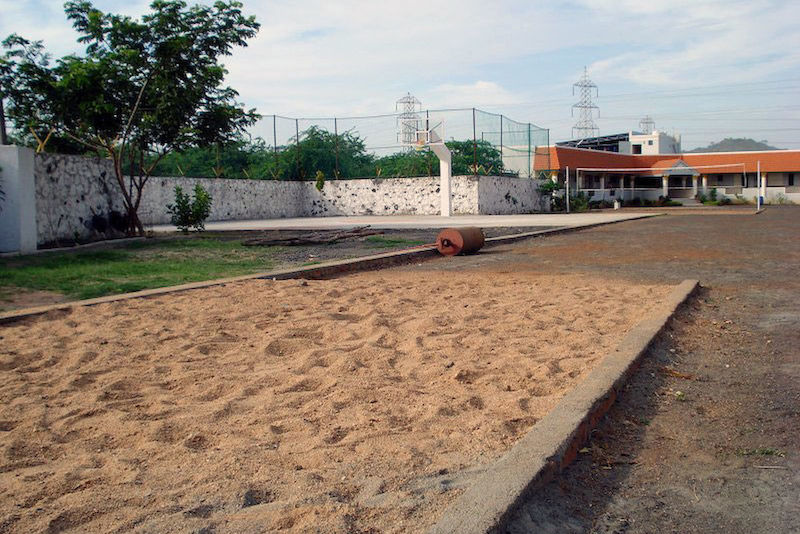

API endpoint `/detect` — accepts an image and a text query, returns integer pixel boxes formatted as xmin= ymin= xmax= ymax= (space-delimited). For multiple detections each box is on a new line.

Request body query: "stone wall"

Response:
xmin=305 ymin=176 xmax=480 ymax=216
xmin=34 ymin=153 xmax=124 ymax=245
xmin=21 ymin=151 xmax=546 ymax=247
xmin=477 ymin=175 xmax=546 ymax=214
xmin=139 ymin=176 xmax=306 ymax=224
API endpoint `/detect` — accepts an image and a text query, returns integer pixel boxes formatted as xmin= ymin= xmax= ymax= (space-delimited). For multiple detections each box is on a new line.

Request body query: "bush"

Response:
xmin=537 ymin=180 xmax=562 ymax=211
xmin=569 ymin=191 xmax=590 ymax=212
xmin=709 ymin=188 xmax=718 ymax=201
xmin=314 ymin=170 xmax=325 ymax=191
xmin=167 ymin=184 xmax=213 ymax=233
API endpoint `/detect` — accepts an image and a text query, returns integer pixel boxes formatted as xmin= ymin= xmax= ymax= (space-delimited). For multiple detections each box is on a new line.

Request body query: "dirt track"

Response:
xmin=406 ymin=207 xmax=799 ymax=533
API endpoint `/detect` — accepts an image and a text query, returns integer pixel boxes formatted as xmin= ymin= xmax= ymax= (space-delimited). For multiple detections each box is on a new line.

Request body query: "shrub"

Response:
xmin=588 ymin=199 xmax=613 ymax=209
xmin=695 ymin=193 xmax=707 ymax=203
xmin=167 ymin=184 xmax=213 ymax=233
xmin=569 ymin=191 xmax=590 ymax=212
xmin=314 ymin=170 xmax=325 ymax=191
xmin=537 ymin=180 xmax=562 ymax=211
xmin=709 ymin=188 xmax=718 ymax=201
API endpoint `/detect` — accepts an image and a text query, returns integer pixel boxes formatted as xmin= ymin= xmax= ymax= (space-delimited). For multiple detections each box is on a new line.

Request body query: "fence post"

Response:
xmin=472 ymin=108 xmax=477 ymax=176
xmin=334 ymin=117 xmax=339 ymax=179
xmin=295 ymin=118 xmax=301 ymax=180
xmin=272 ymin=115 xmax=278 ymax=178
xmin=499 ymin=115 xmax=504 ymax=172
xmin=426 ymin=110 xmax=431 ymax=177
xmin=527 ymin=123 xmax=532 ymax=178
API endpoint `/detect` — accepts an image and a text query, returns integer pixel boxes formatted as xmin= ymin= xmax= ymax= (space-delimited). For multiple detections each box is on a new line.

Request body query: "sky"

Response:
xmin=1 ymin=0 xmax=799 ymax=150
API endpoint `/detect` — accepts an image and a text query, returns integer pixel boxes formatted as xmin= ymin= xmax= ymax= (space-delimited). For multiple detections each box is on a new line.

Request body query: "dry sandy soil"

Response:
xmin=0 ymin=270 xmax=669 ymax=533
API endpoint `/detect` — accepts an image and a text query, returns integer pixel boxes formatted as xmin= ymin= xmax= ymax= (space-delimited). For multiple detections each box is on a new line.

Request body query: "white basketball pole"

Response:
xmin=428 ymin=127 xmax=452 ymax=217
xmin=756 ymin=160 xmax=761 ymax=212
xmin=565 ymin=166 xmax=570 ymax=213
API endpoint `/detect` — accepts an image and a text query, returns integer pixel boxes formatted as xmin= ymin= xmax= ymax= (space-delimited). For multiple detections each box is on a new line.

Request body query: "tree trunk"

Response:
xmin=0 ymin=99 xmax=8 ymax=146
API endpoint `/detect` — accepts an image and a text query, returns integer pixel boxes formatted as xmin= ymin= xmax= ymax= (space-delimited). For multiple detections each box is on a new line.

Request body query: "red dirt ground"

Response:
xmin=404 ymin=206 xmax=800 ymax=534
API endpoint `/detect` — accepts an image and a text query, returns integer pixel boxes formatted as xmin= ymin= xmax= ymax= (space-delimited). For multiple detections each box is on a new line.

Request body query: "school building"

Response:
xmin=535 ymin=132 xmax=800 ymax=204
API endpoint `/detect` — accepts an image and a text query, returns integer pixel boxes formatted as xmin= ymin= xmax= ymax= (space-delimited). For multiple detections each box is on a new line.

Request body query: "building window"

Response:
xmin=790 ymin=173 xmax=795 ymax=186
xmin=647 ymin=140 xmax=654 ymax=145
xmin=632 ymin=144 xmax=642 ymax=154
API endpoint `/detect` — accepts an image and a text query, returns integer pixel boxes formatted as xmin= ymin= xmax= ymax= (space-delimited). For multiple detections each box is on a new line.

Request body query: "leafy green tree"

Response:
xmin=374 ymin=150 xmax=436 ymax=178
xmin=268 ymin=126 xmax=375 ymax=180
xmin=446 ymin=139 xmax=505 ymax=175
xmin=152 ymin=138 xmax=273 ymax=179
xmin=0 ymin=1 xmax=259 ymax=235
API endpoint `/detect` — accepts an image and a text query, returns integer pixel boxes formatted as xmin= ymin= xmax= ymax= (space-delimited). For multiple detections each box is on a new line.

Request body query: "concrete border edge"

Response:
xmin=0 ymin=214 xmax=657 ymax=324
xmin=427 ymin=279 xmax=699 ymax=534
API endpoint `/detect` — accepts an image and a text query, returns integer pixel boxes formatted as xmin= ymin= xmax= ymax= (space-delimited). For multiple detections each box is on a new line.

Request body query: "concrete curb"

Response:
xmin=0 ymin=214 xmax=657 ymax=325
xmin=428 ymin=279 xmax=699 ymax=534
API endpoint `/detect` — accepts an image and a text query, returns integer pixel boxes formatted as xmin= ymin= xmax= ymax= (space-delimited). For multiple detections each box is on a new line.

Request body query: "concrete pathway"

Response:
xmin=150 ymin=212 xmax=653 ymax=233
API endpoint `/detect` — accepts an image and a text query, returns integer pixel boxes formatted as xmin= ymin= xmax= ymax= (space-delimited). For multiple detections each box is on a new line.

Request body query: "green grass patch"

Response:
xmin=364 ymin=235 xmax=426 ymax=248
xmin=0 ymin=237 xmax=279 ymax=301
xmin=735 ymin=447 xmax=785 ymax=457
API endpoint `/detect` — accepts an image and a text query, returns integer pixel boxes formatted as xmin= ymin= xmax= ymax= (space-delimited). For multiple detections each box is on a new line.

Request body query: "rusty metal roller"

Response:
xmin=436 ymin=227 xmax=485 ymax=256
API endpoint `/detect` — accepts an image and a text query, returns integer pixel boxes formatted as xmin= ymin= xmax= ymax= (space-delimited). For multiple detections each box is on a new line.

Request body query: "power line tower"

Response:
xmin=639 ymin=115 xmax=656 ymax=134
xmin=396 ymin=93 xmax=422 ymax=150
xmin=571 ymin=67 xmax=599 ymax=139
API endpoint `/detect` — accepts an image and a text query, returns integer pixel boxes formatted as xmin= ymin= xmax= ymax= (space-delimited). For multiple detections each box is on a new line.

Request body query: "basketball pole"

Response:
xmin=427 ymin=126 xmax=452 ymax=217
xmin=565 ymin=166 xmax=570 ymax=213
xmin=756 ymin=160 xmax=761 ymax=212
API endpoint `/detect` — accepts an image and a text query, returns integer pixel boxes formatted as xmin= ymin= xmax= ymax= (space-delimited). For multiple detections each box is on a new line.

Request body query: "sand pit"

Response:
xmin=0 ymin=270 xmax=670 ymax=533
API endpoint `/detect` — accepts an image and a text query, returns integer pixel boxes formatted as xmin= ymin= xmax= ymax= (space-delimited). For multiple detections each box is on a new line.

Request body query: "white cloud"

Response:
xmin=584 ymin=0 xmax=800 ymax=86
xmin=426 ymin=81 xmax=521 ymax=108
xmin=2 ymin=0 xmax=799 ymax=148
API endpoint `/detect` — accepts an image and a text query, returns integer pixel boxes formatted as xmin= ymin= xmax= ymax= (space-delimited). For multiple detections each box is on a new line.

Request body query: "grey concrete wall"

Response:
xmin=25 ymin=152 xmax=547 ymax=246
xmin=0 ymin=146 xmax=37 ymax=253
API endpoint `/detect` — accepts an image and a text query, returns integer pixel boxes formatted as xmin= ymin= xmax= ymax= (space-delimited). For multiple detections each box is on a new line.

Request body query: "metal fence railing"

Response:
xmin=248 ymin=107 xmax=549 ymax=180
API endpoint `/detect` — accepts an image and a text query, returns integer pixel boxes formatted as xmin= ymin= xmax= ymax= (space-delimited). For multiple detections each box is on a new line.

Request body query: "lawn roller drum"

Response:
xmin=436 ymin=227 xmax=485 ymax=256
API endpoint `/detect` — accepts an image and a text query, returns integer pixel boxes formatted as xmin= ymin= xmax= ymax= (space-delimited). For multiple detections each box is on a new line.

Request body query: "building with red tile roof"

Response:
xmin=534 ymin=145 xmax=800 ymax=204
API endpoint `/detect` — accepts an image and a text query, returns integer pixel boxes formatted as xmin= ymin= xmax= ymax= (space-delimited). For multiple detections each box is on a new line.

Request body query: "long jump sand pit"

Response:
xmin=0 ymin=270 xmax=670 ymax=533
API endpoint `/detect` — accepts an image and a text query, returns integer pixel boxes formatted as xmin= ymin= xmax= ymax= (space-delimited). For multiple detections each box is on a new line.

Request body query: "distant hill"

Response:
xmin=687 ymin=138 xmax=779 ymax=153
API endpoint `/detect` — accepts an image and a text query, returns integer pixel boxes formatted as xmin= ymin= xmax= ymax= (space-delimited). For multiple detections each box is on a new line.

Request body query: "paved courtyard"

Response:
xmin=150 ymin=212 xmax=653 ymax=233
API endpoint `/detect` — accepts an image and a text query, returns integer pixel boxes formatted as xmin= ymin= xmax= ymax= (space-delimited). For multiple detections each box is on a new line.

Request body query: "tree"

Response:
xmin=447 ymin=139 xmax=505 ymax=175
xmin=0 ymin=1 xmax=259 ymax=235
xmin=270 ymin=126 xmax=375 ymax=180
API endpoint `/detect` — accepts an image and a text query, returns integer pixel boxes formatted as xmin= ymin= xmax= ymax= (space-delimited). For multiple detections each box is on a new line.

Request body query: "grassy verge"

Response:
xmin=364 ymin=235 xmax=427 ymax=248
xmin=0 ymin=237 xmax=279 ymax=301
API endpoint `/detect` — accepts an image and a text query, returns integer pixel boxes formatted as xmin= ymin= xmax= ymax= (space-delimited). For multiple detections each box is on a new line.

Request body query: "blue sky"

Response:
xmin=2 ymin=0 xmax=799 ymax=149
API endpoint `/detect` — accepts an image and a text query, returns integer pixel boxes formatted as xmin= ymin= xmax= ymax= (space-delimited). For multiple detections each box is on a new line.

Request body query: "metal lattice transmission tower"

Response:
xmin=571 ymin=67 xmax=599 ymax=139
xmin=396 ymin=93 xmax=422 ymax=150
xmin=639 ymin=115 xmax=656 ymax=134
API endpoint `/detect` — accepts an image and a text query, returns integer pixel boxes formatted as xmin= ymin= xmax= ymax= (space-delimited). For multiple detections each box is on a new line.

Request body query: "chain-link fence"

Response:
xmin=249 ymin=108 xmax=549 ymax=180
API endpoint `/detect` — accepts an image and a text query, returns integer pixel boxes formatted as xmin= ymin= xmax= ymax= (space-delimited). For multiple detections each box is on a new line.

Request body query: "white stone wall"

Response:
xmin=138 ymin=176 xmax=306 ymax=224
xmin=477 ymin=175 xmax=547 ymax=213
xmin=27 ymin=152 xmax=547 ymax=247
xmin=34 ymin=152 xmax=124 ymax=245
xmin=305 ymin=176 xmax=480 ymax=216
